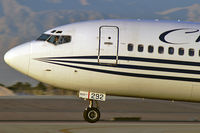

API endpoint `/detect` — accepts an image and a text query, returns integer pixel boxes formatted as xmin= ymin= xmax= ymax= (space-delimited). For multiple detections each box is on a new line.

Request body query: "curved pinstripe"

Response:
xmin=35 ymin=56 xmax=200 ymax=83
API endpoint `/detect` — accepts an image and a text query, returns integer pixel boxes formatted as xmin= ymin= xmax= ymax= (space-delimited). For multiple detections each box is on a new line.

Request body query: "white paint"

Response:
xmin=4 ymin=19 xmax=200 ymax=102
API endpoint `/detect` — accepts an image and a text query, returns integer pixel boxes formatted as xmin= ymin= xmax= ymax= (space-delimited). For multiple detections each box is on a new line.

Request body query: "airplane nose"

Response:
xmin=4 ymin=42 xmax=31 ymax=75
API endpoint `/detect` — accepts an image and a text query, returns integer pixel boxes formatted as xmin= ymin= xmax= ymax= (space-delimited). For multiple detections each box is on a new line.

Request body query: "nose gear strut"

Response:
xmin=83 ymin=100 xmax=100 ymax=123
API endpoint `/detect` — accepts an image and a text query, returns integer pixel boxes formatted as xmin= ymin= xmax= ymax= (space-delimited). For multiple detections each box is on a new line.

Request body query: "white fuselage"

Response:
xmin=4 ymin=19 xmax=200 ymax=102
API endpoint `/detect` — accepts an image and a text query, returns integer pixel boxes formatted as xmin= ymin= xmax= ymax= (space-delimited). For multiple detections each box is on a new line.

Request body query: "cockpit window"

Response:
xmin=37 ymin=33 xmax=71 ymax=45
xmin=47 ymin=35 xmax=71 ymax=45
xmin=37 ymin=34 xmax=51 ymax=41
xmin=58 ymin=36 xmax=71 ymax=44
xmin=47 ymin=35 xmax=60 ymax=45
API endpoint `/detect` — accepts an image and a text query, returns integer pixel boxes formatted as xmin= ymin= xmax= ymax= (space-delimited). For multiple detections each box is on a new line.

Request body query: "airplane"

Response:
xmin=4 ymin=19 xmax=200 ymax=123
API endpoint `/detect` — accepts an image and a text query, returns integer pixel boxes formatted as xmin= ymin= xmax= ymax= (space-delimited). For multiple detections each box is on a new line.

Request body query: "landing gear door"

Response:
xmin=98 ymin=26 xmax=119 ymax=64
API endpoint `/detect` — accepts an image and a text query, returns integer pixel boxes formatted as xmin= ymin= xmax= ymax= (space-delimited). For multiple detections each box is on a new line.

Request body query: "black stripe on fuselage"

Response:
xmin=45 ymin=61 xmax=200 ymax=83
xmin=39 ymin=56 xmax=200 ymax=67
xmin=47 ymin=59 xmax=200 ymax=75
xmin=35 ymin=55 xmax=200 ymax=83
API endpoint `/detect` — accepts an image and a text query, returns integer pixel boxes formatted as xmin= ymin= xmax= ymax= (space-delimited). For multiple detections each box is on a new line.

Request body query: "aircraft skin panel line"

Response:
xmin=4 ymin=19 xmax=200 ymax=123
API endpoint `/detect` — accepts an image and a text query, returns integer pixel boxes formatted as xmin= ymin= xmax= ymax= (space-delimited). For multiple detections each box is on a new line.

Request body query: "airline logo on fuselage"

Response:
xmin=159 ymin=28 xmax=200 ymax=44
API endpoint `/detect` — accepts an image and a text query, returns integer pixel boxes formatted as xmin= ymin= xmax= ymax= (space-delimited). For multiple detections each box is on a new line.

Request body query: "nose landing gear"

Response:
xmin=79 ymin=91 xmax=106 ymax=123
xmin=83 ymin=100 xmax=100 ymax=123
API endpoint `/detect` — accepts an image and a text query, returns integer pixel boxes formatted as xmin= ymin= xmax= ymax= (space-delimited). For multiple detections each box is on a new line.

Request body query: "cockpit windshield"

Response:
xmin=47 ymin=35 xmax=59 ymax=44
xmin=47 ymin=35 xmax=71 ymax=45
xmin=37 ymin=34 xmax=51 ymax=41
xmin=37 ymin=34 xmax=71 ymax=45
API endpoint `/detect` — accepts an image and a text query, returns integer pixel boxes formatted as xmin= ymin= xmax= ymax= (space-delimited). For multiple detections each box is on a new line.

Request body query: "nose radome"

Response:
xmin=4 ymin=48 xmax=17 ymax=65
xmin=4 ymin=42 xmax=31 ymax=75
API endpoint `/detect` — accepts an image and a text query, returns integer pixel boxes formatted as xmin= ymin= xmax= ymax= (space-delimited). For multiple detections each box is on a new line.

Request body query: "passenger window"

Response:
xmin=148 ymin=45 xmax=154 ymax=53
xmin=127 ymin=44 xmax=133 ymax=51
xmin=138 ymin=45 xmax=143 ymax=52
xmin=168 ymin=47 xmax=174 ymax=55
xmin=179 ymin=48 xmax=184 ymax=56
xmin=199 ymin=50 xmax=200 ymax=56
xmin=189 ymin=48 xmax=194 ymax=56
xmin=158 ymin=46 xmax=164 ymax=54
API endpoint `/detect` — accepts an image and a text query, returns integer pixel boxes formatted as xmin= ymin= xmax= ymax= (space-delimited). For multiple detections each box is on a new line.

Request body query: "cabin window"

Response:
xmin=138 ymin=44 xmax=144 ymax=52
xmin=168 ymin=47 xmax=174 ymax=55
xmin=179 ymin=48 xmax=184 ymax=56
xmin=189 ymin=48 xmax=194 ymax=56
xmin=37 ymin=34 xmax=51 ymax=41
xmin=158 ymin=46 xmax=164 ymax=54
xmin=148 ymin=45 xmax=154 ymax=53
xmin=199 ymin=50 xmax=200 ymax=56
xmin=127 ymin=44 xmax=133 ymax=51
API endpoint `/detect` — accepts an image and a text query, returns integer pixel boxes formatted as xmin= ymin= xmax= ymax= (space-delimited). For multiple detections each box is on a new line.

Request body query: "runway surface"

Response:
xmin=0 ymin=96 xmax=200 ymax=132
xmin=1 ymin=122 xmax=200 ymax=133
xmin=0 ymin=96 xmax=200 ymax=121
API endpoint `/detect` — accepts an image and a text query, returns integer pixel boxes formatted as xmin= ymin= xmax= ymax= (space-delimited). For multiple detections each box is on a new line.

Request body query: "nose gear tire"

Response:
xmin=83 ymin=107 xmax=100 ymax=123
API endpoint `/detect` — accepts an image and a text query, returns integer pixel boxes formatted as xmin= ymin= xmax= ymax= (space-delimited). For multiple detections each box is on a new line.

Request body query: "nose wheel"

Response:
xmin=79 ymin=91 xmax=105 ymax=123
xmin=83 ymin=100 xmax=100 ymax=123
